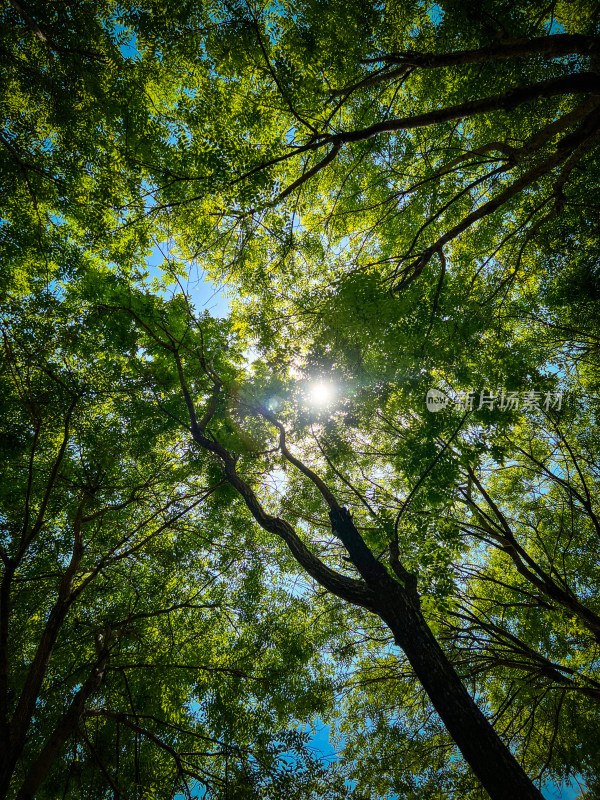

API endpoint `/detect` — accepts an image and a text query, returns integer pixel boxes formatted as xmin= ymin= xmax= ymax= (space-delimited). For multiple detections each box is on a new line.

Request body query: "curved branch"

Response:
xmin=367 ymin=34 xmax=600 ymax=68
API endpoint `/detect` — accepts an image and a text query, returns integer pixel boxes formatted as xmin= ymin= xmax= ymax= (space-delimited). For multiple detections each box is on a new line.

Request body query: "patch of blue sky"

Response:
xmin=427 ymin=2 xmax=444 ymax=26
xmin=544 ymin=778 xmax=584 ymax=799
xmin=548 ymin=17 xmax=566 ymax=35
xmin=144 ymin=242 xmax=231 ymax=318
xmin=307 ymin=719 xmax=339 ymax=762
xmin=112 ymin=20 xmax=140 ymax=61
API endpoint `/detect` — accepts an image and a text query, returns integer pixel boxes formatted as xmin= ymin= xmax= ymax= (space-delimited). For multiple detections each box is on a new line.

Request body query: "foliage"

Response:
xmin=2 ymin=1 xmax=600 ymax=799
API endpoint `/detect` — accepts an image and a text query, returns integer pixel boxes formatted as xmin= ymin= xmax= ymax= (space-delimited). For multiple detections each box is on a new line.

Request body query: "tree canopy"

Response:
xmin=1 ymin=1 xmax=600 ymax=798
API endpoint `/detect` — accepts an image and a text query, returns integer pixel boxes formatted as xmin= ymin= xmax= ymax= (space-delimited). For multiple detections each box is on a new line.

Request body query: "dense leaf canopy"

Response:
xmin=1 ymin=1 xmax=600 ymax=799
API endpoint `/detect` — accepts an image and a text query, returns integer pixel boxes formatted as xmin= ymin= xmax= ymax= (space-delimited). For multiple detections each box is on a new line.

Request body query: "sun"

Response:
xmin=308 ymin=381 xmax=336 ymax=407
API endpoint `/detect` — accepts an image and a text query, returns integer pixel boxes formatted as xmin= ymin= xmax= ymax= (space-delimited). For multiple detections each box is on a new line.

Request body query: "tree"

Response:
xmin=117 ymin=286 xmax=598 ymax=798
xmin=0 ymin=286 xmax=354 ymax=800
xmin=137 ymin=0 xmax=600 ymax=305
xmin=96 ymin=284 xmax=554 ymax=800
xmin=2 ymin=0 xmax=600 ymax=798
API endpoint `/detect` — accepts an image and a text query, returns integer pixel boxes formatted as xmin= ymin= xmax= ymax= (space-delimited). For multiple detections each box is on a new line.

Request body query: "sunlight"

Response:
xmin=308 ymin=381 xmax=336 ymax=407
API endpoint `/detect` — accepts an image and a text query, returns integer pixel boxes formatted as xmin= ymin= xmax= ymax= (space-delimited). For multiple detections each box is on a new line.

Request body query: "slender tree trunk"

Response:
xmin=0 ymin=597 xmax=74 ymax=799
xmin=329 ymin=506 xmax=544 ymax=800
xmin=0 ymin=562 xmax=14 ymax=797
xmin=14 ymin=646 xmax=109 ymax=800
xmin=375 ymin=581 xmax=543 ymax=800
xmin=0 ymin=497 xmax=88 ymax=798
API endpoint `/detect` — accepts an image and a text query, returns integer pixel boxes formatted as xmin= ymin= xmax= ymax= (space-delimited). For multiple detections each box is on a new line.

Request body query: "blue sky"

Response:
xmin=307 ymin=722 xmax=584 ymax=799
xmin=144 ymin=243 xmax=231 ymax=318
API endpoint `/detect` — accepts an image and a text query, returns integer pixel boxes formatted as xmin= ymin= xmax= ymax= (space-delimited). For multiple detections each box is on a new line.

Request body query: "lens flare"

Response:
xmin=308 ymin=381 xmax=335 ymax=407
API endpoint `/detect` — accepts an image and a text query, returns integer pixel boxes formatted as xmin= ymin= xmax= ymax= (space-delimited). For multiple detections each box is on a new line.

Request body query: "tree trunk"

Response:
xmin=14 ymin=647 xmax=109 ymax=800
xmin=376 ymin=582 xmax=544 ymax=800
xmin=330 ymin=506 xmax=544 ymax=800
